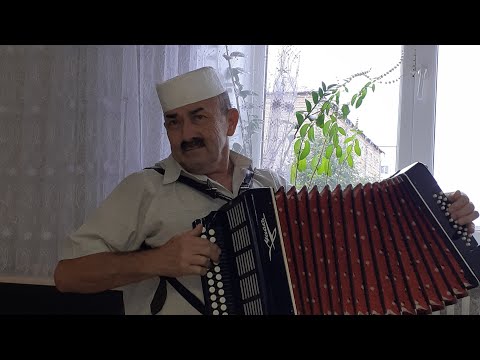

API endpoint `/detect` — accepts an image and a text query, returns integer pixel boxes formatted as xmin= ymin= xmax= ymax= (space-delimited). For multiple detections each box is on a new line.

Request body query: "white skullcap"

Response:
xmin=156 ymin=66 xmax=226 ymax=112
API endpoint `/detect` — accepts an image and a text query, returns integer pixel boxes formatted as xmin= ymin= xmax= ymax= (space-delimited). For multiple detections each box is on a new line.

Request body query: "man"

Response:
xmin=54 ymin=66 xmax=479 ymax=315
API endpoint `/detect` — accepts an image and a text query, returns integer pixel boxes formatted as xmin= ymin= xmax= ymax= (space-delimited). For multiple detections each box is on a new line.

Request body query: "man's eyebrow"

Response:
xmin=189 ymin=107 xmax=204 ymax=115
xmin=164 ymin=107 xmax=204 ymax=119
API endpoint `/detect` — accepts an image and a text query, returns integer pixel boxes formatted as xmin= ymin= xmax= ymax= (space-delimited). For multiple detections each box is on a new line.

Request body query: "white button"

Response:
xmin=218 ymin=282 xmax=223 ymax=288
xmin=213 ymin=310 xmax=219 ymax=315
xmin=212 ymin=302 xmax=218 ymax=309
xmin=216 ymin=274 xmax=222 ymax=280
xmin=207 ymin=272 xmax=213 ymax=278
xmin=214 ymin=266 xmax=220 ymax=272
xmin=209 ymin=229 xmax=215 ymax=235
xmin=218 ymin=289 xmax=225 ymax=296
xmin=208 ymin=279 xmax=214 ymax=286
xmin=220 ymin=297 xmax=226 ymax=303
xmin=210 ymin=237 xmax=216 ymax=243
xmin=209 ymin=287 xmax=215 ymax=293
xmin=222 ymin=312 xmax=228 ymax=315
xmin=202 ymin=227 xmax=206 ymax=233
xmin=201 ymin=235 xmax=207 ymax=239
xmin=220 ymin=304 xmax=227 ymax=311
xmin=210 ymin=294 xmax=217 ymax=301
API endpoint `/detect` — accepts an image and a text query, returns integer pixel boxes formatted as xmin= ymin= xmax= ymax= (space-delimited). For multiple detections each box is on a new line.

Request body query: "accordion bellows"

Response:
xmin=195 ymin=162 xmax=480 ymax=315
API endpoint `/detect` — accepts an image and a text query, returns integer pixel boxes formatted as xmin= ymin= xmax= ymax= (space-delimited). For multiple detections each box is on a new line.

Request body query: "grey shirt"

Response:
xmin=66 ymin=150 xmax=288 ymax=315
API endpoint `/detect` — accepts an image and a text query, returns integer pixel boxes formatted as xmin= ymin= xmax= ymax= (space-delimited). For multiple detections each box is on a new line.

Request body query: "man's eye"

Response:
xmin=194 ymin=115 xmax=205 ymax=120
xmin=166 ymin=119 xmax=178 ymax=127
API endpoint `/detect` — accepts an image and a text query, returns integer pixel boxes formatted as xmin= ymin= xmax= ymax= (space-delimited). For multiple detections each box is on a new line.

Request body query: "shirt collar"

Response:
xmin=155 ymin=150 xmax=253 ymax=186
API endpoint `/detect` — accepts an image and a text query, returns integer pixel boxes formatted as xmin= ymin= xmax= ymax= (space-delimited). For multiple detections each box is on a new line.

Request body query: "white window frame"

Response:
xmin=398 ymin=45 xmax=479 ymax=235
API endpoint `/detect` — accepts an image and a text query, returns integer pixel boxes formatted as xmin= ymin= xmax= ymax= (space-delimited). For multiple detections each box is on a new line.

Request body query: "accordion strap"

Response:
xmin=144 ymin=165 xmax=255 ymax=201
xmin=141 ymin=163 xmax=255 ymax=315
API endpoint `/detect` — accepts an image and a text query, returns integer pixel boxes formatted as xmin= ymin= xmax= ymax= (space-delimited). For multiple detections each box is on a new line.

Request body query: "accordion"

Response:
xmin=193 ymin=162 xmax=480 ymax=315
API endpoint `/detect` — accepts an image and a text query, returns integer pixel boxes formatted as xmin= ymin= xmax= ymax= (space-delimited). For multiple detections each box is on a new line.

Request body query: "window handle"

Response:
xmin=417 ymin=66 xmax=428 ymax=101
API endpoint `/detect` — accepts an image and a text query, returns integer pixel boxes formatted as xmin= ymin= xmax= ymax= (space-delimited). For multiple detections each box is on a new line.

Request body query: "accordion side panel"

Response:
xmin=395 ymin=177 xmax=470 ymax=297
xmin=352 ymin=184 xmax=385 ymax=315
xmin=297 ymin=187 xmax=322 ymax=315
xmin=385 ymin=178 xmax=449 ymax=310
xmin=330 ymin=185 xmax=355 ymax=315
xmin=392 ymin=179 xmax=455 ymax=311
xmin=377 ymin=181 xmax=431 ymax=313
xmin=286 ymin=187 xmax=312 ymax=314
xmin=275 ymin=188 xmax=304 ymax=315
xmin=308 ymin=186 xmax=331 ymax=315
xmin=319 ymin=186 xmax=342 ymax=315
xmin=362 ymin=183 xmax=401 ymax=315
xmin=371 ymin=183 xmax=416 ymax=315
xmin=342 ymin=185 xmax=369 ymax=315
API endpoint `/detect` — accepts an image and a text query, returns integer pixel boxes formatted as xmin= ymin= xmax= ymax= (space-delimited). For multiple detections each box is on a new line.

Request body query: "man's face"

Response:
xmin=164 ymin=96 xmax=238 ymax=175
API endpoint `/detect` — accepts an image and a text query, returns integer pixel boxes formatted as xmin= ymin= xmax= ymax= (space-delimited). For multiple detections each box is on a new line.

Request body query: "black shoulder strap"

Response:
xmin=142 ymin=164 xmax=255 ymax=315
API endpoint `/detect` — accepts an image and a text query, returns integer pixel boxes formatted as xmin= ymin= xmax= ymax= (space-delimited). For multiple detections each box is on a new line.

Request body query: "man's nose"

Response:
xmin=180 ymin=118 xmax=197 ymax=141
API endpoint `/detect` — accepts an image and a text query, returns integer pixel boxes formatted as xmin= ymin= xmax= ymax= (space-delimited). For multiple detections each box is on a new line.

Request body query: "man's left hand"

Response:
xmin=447 ymin=190 xmax=479 ymax=235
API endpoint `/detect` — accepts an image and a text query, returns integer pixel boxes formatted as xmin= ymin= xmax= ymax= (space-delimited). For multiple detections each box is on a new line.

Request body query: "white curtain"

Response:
xmin=0 ymin=45 xmax=265 ymax=282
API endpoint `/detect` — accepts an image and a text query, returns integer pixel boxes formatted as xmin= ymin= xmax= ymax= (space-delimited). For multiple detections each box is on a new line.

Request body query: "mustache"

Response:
xmin=181 ymin=138 xmax=205 ymax=151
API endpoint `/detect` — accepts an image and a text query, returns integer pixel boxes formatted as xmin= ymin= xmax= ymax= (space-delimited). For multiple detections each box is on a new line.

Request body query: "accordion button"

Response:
xmin=208 ymin=279 xmax=214 ymax=286
xmin=216 ymin=274 xmax=222 ymax=280
xmin=220 ymin=304 xmax=227 ymax=311
xmin=213 ymin=310 xmax=220 ymax=315
xmin=209 ymin=286 xmax=215 ymax=293
xmin=212 ymin=302 xmax=218 ymax=309
xmin=201 ymin=235 xmax=207 ymax=239
xmin=218 ymin=282 xmax=224 ymax=288
xmin=209 ymin=229 xmax=215 ymax=236
xmin=210 ymin=294 xmax=217 ymax=301
xmin=202 ymin=227 xmax=206 ymax=233
xmin=218 ymin=289 xmax=225 ymax=296
xmin=220 ymin=297 xmax=226 ymax=304
xmin=207 ymin=272 xmax=213 ymax=278
xmin=222 ymin=312 xmax=228 ymax=315
xmin=210 ymin=237 xmax=216 ymax=243
xmin=214 ymin=266 xmax=221 ymax=272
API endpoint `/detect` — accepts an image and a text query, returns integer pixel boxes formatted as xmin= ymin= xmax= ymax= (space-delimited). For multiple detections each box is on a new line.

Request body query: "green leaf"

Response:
xmin=372 ymin=83 xmax=376 ymax=92
xmin=316 ymin=160 xmax=325 ymax=175
xmin=325 ymin=102 xmax=331 ymax=114
xmin=339 ymin=152 xmax=347 ymax=164
xmin=351 ymin=94 xmax=358 ymax=106
xmin=336 ymin=145 xmax=342 ymax=158
xmin=355 ymin=97 xmax=363 ymax=108
xmin=299 ymin=140 xmax=310 ymax=160
xmin=330 ymin=114 xmax=337 ymax=123
xmin=298 ymin=158 xmax=307 ymax=172
xmin=333 ymin=133 xmax=339 ymax=147
xmin=323 ymin=119 xmax=332 ymax=137
xmin=300 ymin=123 xmax=310 ymax=138
xmin=365 ymin=81 xmax=371 ymax=87
xmin=312 ymin=91 xmax=319 ymax=105
xmin=318 ymin=88 xmax=324 ymax=99
xmin=326 ymin=161 xmax=333 ymax=176
xmin=327 ymin=83 xmax=336 ymax=89
xmin=310 ymin=154 xmax=320 ymax=171
xmin=320 ymin=157 xmax=329 ymax=174
xmin=294 ymin=138 xmax=302 ymax=156
xmin=338 ymin=126 xmax=346 ymax=136
xmin=341 ymin=105 xmax=350 ymax=119
xmin=335 ymin=92 xmax=340 ymax=105
xmin=290 ymin=163 xmax=297 ymax=184
xmin=329 ymin=123 xmax=338 ymax=138
xmin=316 ymin=114 xmax=325 ymax=128
xmin=305 ymin=99 xmax=312 ymax=113
xmin=345 ymin=136 xmax=354 ymax=144
xmin=347 ymin=154 xmax=353 ymax=168
xmin=322 ymin=81 xmax=326 ymax=91
xmin=354 ymin=139 xmax=361 ymax=156
xmin=296 ymin=113 xmax=304 ymax=126
xmin=326 ymin=144 xmax=334 ymax=159
xmin=308 ymin=126 xmax=315 ymax=142
xmin=347 ymin=144 xmax=353 ymax=154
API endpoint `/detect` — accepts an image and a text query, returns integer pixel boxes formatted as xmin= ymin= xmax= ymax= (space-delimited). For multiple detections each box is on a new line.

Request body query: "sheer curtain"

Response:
xmin=0 ymin=45 xmax=265 ymax=283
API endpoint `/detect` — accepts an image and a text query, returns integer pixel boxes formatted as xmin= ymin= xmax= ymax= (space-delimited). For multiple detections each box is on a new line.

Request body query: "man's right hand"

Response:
xmin=150 ymin=223 xmax=221 ymax=277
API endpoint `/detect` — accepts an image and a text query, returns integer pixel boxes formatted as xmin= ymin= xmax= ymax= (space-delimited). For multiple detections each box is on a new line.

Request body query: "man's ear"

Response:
xmin=226 ymin=108 xmax=239 ymax=136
